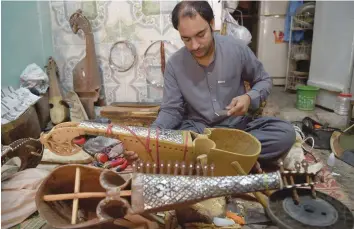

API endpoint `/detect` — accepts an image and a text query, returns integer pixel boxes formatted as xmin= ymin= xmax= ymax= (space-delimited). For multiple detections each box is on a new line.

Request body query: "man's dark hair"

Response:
xmin=171 ymin=1 xmax=214 ymax=30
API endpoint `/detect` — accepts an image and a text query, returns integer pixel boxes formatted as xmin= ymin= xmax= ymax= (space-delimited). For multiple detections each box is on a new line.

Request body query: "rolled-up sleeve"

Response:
xmin=151 ymin=61 xmax=184 ymax=129
xmin=240 ymin=45 xmax=272 ymax=110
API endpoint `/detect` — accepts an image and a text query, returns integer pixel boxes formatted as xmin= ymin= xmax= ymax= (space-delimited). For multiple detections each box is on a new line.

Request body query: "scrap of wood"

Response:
xmin=43 ymin=190 xmax=132 ymax=201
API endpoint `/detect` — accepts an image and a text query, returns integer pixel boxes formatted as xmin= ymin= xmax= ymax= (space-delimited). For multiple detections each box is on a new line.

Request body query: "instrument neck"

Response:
xmin=48 ymin=70 xmax=61 ymax=98
xmin=85 ymin=34 xmax=97 ymax=65
xmin=131 ymin=172 xmax=282 ymax=213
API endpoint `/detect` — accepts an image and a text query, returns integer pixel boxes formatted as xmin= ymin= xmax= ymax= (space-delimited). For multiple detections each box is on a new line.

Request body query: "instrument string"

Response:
xmin=107 ymin=123 xmax=154 ymax=162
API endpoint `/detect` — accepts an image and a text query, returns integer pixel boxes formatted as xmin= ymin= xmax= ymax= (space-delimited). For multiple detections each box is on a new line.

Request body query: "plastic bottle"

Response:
xmin=334 ymin=93 xmax=352 ymax=116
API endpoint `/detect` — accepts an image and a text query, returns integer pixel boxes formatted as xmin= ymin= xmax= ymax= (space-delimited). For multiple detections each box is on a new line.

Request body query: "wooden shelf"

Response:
xmin=292 ymin=27 xmax=313 ymax=31
xmin=292 ymin=71 xmax=309 ymax=76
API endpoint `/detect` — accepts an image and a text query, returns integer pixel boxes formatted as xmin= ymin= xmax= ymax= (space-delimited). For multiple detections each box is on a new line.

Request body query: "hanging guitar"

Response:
xmin=69 ymin=9 xmax=102 ymax=120
xmin=46 ymin=56 xmax=69 ymax=125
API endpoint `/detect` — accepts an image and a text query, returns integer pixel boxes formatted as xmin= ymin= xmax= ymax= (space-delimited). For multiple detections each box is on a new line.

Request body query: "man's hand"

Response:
xmin=251 ymin=161 xmax=263 ymax=174
xmin=123 ymin=150 xmax=139 ymax=163
xmin=225 ymin=94 xmax=251 ymax=116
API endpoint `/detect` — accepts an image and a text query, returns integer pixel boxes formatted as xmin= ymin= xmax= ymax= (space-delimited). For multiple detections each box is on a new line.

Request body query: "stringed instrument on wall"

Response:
xmin=69 ymin=9 xmax=102 ymax=120
xmin=46 ymin=57 xmax=69 ymax=125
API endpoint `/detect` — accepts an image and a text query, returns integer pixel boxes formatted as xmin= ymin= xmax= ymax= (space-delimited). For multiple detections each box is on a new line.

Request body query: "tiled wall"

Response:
xmin=49 ymin=0 xmax=221 ymax=104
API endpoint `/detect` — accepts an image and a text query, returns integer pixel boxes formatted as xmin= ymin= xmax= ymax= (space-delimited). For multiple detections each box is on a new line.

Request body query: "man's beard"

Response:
xmin=190 ymin=26 xmax=214 ymax=59
xmin=192 ymin=47 xmax=208 ymax=57
xmin=192 ymin=41 xmax=213 ymax=58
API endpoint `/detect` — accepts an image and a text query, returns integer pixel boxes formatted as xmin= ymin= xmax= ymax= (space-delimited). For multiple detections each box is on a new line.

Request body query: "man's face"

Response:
xmin=178 ymin=13 xmax=214 ymax=58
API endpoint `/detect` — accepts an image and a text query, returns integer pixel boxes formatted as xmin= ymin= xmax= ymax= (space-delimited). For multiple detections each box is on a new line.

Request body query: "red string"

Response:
xmin=146 ymin=127 xmax=151 ymax=159
xmin=183 ymin=132 xmax=189 ymax=161
xmin=156 ymin=127 xmax=160 ymax=168
xmin=108 ymin=157 xmax=125 ymax=168
xmin=112 ymin=123 xmax=154 ymax=162
xmin=116 ymin=159 xmax=128 ymax=172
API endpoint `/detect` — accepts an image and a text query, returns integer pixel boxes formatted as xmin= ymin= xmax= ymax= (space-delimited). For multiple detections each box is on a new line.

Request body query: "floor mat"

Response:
xmin=9 ymin=213 xmax=46 ymax=229
xmin=304 ymin=152 xmax=351 ymax=207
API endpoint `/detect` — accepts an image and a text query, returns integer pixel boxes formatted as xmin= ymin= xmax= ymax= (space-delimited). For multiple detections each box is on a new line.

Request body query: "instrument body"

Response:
xmin=36 ymin=165 xmax=108 ymax=229
xmin=47 ymin=57 xmax=69 ymax=124
xmin=1 ymin=138 xmax=43 ymax=181
xmin=36 ymin=162 xmax=319 ymax=229
xmin=39 ymin=121 xmax=261 ymax=176
xmin=1 ymin=138 xmax=43 ymax=170
xmin=69 ymin=10 xmax=102 ymax=119
xmin=100 ymin=105 xmax=160 ymax=127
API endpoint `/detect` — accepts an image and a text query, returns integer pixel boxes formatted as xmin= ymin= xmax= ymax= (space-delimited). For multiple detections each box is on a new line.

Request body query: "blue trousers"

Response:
xmin=177 ymin=116 xmax=296 ymax=162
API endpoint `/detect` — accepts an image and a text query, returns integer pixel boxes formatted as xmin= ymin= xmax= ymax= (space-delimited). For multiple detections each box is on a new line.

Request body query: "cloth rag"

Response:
xmin=1 ymin=167 xmax=50 ymax=229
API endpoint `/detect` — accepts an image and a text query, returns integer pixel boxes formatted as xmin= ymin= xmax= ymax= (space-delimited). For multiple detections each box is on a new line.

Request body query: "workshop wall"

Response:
xmin=49 ymin=0 xmax=221 ymax=104
xmin=1 ymin=1 xmax=53 ymax=88
xmin=50 ymin=0 xmax=188 ymax=104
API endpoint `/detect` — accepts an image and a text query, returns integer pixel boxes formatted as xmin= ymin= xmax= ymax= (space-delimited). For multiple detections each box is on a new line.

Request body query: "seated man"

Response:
xmin=126 ymin=1 xmax=295 ymax=164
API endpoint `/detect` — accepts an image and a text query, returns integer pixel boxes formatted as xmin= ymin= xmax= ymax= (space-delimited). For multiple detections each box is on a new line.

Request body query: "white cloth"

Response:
xmin=222 ymin=9 xmax=252 ymax=45
xmin=283 ymin=128 xmax=323 ymax=173
xmin=1 ymin=87 xmax=41 ymax=125
xmin=1 ymin=168 xmax=50 ymax=229
xmin=20 ymin=63 xmax=49 ymax=94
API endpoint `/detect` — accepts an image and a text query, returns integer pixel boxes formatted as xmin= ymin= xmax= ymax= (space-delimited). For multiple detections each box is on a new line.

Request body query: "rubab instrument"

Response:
xmin=46 ymin=57 xmax=69 ymax=125
xmin=35 ymin=160 xmax=321 ymax=229
xmin=39 ymin=120 xmax=262 ymax=176
xmin=69 ymin=9 xmax=102 ymax=120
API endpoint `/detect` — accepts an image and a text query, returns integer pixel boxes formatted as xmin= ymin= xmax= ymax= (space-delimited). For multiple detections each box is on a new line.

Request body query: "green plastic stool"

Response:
xmin=296 ymin=85 xmax=320 ymax=111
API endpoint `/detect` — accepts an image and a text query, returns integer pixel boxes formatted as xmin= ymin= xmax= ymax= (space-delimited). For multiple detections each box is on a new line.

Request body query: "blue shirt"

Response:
xmin=152 ymin=34 xmax=272 ymax=129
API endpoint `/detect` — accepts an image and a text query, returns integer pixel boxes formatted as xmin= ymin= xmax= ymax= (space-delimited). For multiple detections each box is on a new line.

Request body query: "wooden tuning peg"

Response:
xmin=195 ymin=163 xmax=201 ymax=176
xmin=188 ymin=163 xmax=194 ymax=176
xmin=152 ymin=162 xmax=157 ymax=174
xmin=180 ymin=162 xmax=186 ymax=175
xmin=166 ymin=161 xmax=172 ymax=175
xmin=145 ymin=161 xmax=151 ymax=174
xmin=202 ymin=164 xmax=208 ymax=176
xmin=173 ymin=161 xmax=180 ymax=175
xmin=159 ymin=160 xmax=164 ymax=174
xmin=210 ymin=163 xmax=215 ymax=177
xmin=294 ymin=161 xmax=301 ymax=173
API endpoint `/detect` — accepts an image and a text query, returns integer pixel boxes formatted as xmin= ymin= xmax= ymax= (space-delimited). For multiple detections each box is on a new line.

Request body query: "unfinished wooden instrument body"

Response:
xmin=47 ymin=57 xmax=69 ymax=124
xmin=1 ymin=138 xmax=43 ymax=170
xmin=69 ymin=10 xmax=101 ymax=120
xmin=36 ymin=161 xmax=319 ymax=229
xmin=39 ymin=120 xmax=261 ymax=176
xmin=100 ymin=104 xmax=160 ymax=127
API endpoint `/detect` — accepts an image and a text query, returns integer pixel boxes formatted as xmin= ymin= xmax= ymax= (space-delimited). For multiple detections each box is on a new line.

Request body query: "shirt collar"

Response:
xmin=210 ymin=32 xmax=218 ymax=64
xmin=196 ymin=32 xmax=218 ymax=68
